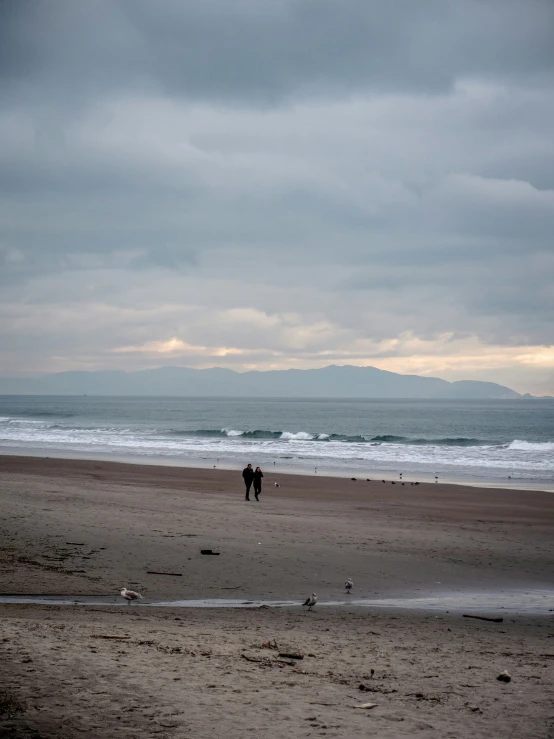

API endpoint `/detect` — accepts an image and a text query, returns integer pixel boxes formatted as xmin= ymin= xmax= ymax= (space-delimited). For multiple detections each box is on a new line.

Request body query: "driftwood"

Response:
xmin=463 ymin=614 xmax=503 ymax=623
xmin=66 ymin=542 xmax=85 ymax=546
xmin=200 ymin=550 xmax=220 ymax=555
xmin=146 ymin=570 xmax=183 ymax=576
xmin=241 ymin=653 xmax=266 ymax=663
xmin=352 ymin=703 xmax=378 ymax=709
xmin=278 ymin=652 xmax=304 ymax=660
xmin=91 ymin=634 xmax=131 ymax=640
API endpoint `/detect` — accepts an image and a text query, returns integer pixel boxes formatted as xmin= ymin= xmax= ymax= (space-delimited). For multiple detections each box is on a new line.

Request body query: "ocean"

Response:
xmin=0 ymin=395 xmax=553 ymax=489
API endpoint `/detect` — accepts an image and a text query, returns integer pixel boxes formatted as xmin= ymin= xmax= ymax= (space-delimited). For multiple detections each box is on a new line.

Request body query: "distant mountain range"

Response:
xmin=0 ymin=364 xmax=526 ymax=399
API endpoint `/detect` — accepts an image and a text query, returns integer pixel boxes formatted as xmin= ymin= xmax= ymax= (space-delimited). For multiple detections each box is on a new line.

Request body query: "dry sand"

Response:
xmin=1 ymin=455 xmax=553 ymax=739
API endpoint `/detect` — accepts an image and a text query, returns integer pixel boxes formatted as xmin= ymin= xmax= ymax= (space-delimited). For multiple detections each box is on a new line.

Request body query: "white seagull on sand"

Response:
xmin=120 ymin=587 xmax=143 ymax=605
xmin=345 ymin=578 xmax=353 ymax=594
xmin=302 ymin=593 xmax=317 ymax=611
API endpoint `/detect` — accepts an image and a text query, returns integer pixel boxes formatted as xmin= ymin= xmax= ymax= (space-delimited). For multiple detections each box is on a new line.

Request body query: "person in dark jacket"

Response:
xmin=242 ymin=463 xmax=254 ymax=501
xmin=253 ymin=467 xmax=264 ymax=501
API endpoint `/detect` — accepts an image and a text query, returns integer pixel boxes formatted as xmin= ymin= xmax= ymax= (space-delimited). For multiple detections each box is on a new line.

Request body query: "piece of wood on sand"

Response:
xmin=352 ymin=703 xmax=378 ymax=709
xmin=463 ymin=614 xmax=503 ymax=623
xmin=146 ymin=570 xmax=183 ymax=576
xmin=91 ymin=634 xmax=131 ymax=640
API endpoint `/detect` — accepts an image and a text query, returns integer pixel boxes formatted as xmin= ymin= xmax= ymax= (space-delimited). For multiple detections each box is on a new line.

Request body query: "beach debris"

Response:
xmin=358 ymin=672 xmax=375 ymax=689
xmin=351 ymin=477 xmax=357 ymax=481
xmin=406 ymin=692 xmax=442 ymax=702
xmin=147 ymin=570 xmax=183 ymax=575
xmin=352 ymin=702 xmax=378 ymax=709
xmin=302 ymin=593 xmax=317 ymax=611
xmin=276 ymin=658 xmax=297 ymax=666
xmin=278 ymin=652 xmax=304 ymax=660
xmin=91 ymin=634 xmax=131 ymax=640
xmin=345 ymin=577 xmax=353 ymax=594
xmin=274 ymin=482 xmax=280 ymax=487
xmin=497 ymin=670 xmax=512 ymax=683
xmin=66 ymin=542 xmax=85 ymax=546
xmin=120 ymin=587 xmax=143 ymax=604
xmin=241 ymin=652 xmax=274 ymax=666
xmin=260 ymin=639 xmax=278 ymax=650
xmin=200 ymin=550 xmax=220 ymax=555
xmin=463 ymin=614 xmax=503 ymax=623
xmin=0 ymin=690 xmax=27 ymax=717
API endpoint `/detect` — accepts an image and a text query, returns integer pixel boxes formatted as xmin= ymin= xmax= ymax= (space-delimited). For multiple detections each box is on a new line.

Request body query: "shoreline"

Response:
xmin=1 ymin=448 xmax=552 ymax=493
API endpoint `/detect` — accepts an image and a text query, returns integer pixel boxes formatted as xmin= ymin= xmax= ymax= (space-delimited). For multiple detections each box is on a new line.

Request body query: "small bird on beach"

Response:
xmin=274 ymin=482 xmax=280 ymax=487
xmin=345 ymin=578 xmax=353 ymax=594
xmin=120 ymin=587 xmax=143 ymax=605
xmin=302 ymin=593 xmax=317 ymax=611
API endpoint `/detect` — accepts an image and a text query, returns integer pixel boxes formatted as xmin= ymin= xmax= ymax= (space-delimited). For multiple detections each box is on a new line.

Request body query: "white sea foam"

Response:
xmin=280 ymin=431 xmax=314 ymax=440
xmin=507 ymin=439 xmax=554 ymax=451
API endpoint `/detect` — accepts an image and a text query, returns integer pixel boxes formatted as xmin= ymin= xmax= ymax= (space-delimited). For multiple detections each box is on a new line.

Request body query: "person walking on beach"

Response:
xmin=242 ymin=463 xmax=254 ymax=501
xmin=253 ymin=466 xmax=264 ymax=501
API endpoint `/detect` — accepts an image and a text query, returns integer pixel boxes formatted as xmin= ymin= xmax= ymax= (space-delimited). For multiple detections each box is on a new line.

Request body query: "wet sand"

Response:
xmin=1 ymin=455 xmax=553 ymax=738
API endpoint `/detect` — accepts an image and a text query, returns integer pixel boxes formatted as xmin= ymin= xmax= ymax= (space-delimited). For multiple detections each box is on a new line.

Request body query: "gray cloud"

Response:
xmin=2 ymin=0 xmax=553 ymax=105
xmin=0 ymin=0 xmax=553 ymax=392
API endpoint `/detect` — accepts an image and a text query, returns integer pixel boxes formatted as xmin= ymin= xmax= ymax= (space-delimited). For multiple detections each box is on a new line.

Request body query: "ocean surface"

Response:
xmin=0 ymin=396 xmax=553 ymax=489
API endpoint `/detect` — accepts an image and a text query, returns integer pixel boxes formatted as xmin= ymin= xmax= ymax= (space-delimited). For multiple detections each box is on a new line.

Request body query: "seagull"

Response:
xmin=302 ymin=593 xmax=317 ymax=611
xmin=345 ymin=578 xmax=353 ymax=594
xmin=120 ymin=587 xmax=143 ymax=605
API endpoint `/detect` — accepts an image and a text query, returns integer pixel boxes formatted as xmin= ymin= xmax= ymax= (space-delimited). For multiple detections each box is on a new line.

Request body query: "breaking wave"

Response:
xmin=167 ymin=429 xmax=497 ymax=446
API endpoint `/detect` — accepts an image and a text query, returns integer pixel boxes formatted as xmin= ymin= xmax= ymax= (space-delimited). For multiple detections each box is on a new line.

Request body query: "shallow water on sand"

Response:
xmin=1 ymin=588 xmax=552 ymax=614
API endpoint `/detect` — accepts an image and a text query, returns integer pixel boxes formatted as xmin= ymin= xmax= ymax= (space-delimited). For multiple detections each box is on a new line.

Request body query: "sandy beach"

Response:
xmin=1 ymin=455 xmax=553 ymax=738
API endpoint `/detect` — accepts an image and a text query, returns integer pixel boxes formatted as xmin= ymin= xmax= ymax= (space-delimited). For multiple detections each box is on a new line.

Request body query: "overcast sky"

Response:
xmin=1 ymin=0 xmax=553 ymax=394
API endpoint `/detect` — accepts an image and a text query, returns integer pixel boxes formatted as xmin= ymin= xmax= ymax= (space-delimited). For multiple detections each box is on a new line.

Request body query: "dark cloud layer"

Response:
xmin=0 ymin=0 xmax=553 ymax=393
xmin=2 ymin=0 xmax=553 ymax=103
